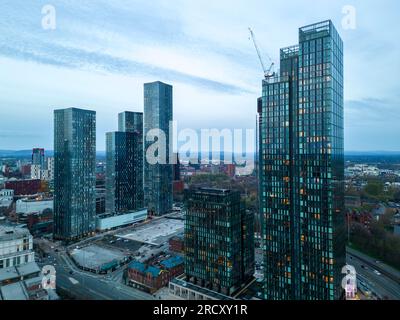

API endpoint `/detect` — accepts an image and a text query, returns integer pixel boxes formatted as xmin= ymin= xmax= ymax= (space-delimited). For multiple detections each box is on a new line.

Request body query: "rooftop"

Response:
xmin=0 ymin=224 xmax=31 ymax=241
xmin=160 ymin=256 xmax=184 ymax=269
xmin=116 ymin=217 xmax=184 ymax=246
xmin=0 ymin=267 xmax=19 ymax=282
xmin=0 ymin=282 xmax=28 ymax=300
xmin=128 ymin=261 xmax=162 ymax=278
xmin=0 ymin=262 xmax=41 ymax=283
xmin=16 ymin=262 xmax=41 ymax=277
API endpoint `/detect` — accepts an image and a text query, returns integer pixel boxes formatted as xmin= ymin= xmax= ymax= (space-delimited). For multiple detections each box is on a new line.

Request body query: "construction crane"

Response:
xmin=248 ymin=27 xmax=275 ymax=79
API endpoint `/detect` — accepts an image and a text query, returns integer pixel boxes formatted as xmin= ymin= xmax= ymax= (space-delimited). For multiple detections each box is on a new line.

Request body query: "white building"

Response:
xmin=0 ymin=224 xmax=34 ymax=269
xmin=16 ymin=198 xmax=53 ymax=214
xmin=30 ymin=164 xmax=41 ymax=180
xmin=95 ymin=209 xmax=148 ymax=231
xmin=46 ymin=157 xmax=54 ymax=181
xmin=30 ymin=157 xmax=54 ymax=181
xmin=0 ymin=189 xmax=14 ymax=211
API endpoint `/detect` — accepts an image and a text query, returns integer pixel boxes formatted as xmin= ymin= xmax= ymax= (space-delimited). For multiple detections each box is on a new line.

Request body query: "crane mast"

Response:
xmin=248 ymin=27 xmax=275 ymax=79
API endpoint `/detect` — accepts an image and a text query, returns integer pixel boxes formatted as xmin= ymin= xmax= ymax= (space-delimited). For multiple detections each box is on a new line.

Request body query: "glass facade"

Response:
xmin=144 ymin=81 xmax=173 ymax=216
xmin=184 ymin=188 xmax=255 ymax=296
xmin=32 ymin=148 xmax=45 ymax=166
xmin=118 ymin=111 xmax=143 ymax=135
xmin=259 ymin=21 xmax=345 ymax=300
xmin=53 ymin=108 xmax=96 ymax=241
xmin=106 ymin=131 xmax=144 ymax=213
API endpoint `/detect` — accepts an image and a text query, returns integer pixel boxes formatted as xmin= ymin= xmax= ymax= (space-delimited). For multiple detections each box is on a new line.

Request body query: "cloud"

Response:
xmin=0 ymin=41 xmax=249 ymax=95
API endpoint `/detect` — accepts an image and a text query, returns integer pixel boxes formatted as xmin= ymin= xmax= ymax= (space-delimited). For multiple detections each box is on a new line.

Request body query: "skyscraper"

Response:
xmin=53 ymin=107 xmax=96 ymax=241
xmin=258 ymin=21 xmax=345 ymax=300
xmin=106 ymin=111 xmax=144 ymax=214
xmin=32 ymin=148 xmax=45 ymax=167
xmin=106 ymin=130 xmax=144 ymax=213
xmin=118 ymin=111 xmax=143 ymax=135
xmin=184 ymin=188 xmax=255 ymax=296
xmin=144 ymin=81 xmax=173 ymax=216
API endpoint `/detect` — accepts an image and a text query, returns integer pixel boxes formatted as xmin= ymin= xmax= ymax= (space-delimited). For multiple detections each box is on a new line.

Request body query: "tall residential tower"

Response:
xmin=53 ymin=107 xmax=96 ymax=241
xmin=144 ymin=81 xmax=174 ymax=216
xmin=258 ymin=21 xmax=345 ymax=300
xmin=106 ymin=112 xmax=144 ymax=213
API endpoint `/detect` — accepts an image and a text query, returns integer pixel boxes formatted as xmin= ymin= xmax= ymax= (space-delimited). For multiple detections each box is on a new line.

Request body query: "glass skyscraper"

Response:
xmin=106 ymin=130 xmax=144 ymax=213
xmin=144 ymin=81 xmax=173 ymax=216
xmin=184 ymin=188 xmax=255 ymax=296
xmin=118 ymin=111 xmax=143 ymax=135
xmin=259 ymin=21 xmax=345 ymax=300
xmin=53 ymin=107 xmax=96 ymax=241
xmin=32 ymin=148 xmax=45 ymax=167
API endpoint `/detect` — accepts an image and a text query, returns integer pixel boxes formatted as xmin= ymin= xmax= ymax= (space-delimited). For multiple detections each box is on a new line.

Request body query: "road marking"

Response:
xmin=69 ymin=277 xmax=79 ymax=285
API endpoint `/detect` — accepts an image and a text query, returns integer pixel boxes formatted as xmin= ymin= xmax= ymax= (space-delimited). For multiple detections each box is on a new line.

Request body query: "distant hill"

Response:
xmin=0 ymin=150 xmax=106 ymax=158
xmin=345 ymin=151 xmax=400 ymax=156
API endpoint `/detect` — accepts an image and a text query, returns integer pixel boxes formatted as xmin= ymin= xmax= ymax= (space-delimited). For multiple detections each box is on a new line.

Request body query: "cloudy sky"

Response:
xmin=0 ymin=0 xmax=399 ymax=151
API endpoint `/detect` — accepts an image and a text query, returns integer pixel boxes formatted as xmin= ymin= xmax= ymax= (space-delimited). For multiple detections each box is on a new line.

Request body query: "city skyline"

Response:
xmin=0 ymin=1 xmax=399 ymax=152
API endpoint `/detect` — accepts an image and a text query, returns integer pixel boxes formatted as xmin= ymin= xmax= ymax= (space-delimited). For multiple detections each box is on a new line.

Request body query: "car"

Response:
xmin=69 ymin=270 xmax=74 ymax=275
xmin=374 ymin=270 xmax=381 ymax=276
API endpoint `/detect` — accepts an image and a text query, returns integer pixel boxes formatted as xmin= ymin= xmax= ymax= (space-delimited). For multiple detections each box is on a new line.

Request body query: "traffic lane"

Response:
xmin=57 ymin=268 xmax=138 ymax=300
xmin=348 ymin=254 xmax=397 ymax=299
xmin=348 ymin=254 xmax=400 ymax=298
xmin=347 ymin=247 xmax=400 ymax=281
xmin=56 ymin=272 xmax=110 ymax=300
xmin=53 ymin=257 xmax=155 ymax=300
xmin=348 ymin=254 xmax=400 ymax=300
xmin=41 ymin=243 xmax=155 ymax=300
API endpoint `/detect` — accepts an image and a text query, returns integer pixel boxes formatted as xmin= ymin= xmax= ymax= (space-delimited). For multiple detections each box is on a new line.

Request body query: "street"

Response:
xmin=347 ymin=248 xmax=400 ymax=300
xmin=37 ymin=245 xmax=155 ymax=300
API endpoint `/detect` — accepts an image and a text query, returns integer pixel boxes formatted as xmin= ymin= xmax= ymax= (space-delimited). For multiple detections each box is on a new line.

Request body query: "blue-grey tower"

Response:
xmin=258 ymin=21 xmax=345 ymax=300
xmin=105 ymin=111 xmax=144 ymax=214
xmin=144 ymin=81 xmax=173 ymax=216
xmin=53 ymin=107 xmax=96 ymax=241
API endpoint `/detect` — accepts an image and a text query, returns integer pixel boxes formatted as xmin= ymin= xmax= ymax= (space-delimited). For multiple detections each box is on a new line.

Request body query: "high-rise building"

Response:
xmin=106 ymin=131 xmax=144 ymax=213
xmin=118 ymin=111 xmax=143 ymax=134
xmin=144 ymin=81 xmax=173 ymax=216
xmin=184 ymin=188 xmax=254 ymax=296
xmin=258 ymin=20 xmax=345 ymax=300
xmin=53 ymin=107 xmax=96 ymax=241
xmin=32 ymin=148 xmax=45 ymax=167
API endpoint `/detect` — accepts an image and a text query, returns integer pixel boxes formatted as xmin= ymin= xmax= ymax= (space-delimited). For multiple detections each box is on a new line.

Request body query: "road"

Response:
xmin=38 ymin=247 xmax=155 ymax=300
xmin=347 ymin=248 xmax=400 ymax=300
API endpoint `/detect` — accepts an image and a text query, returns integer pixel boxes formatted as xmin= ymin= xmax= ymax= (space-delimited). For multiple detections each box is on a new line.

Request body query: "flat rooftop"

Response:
xmin=0 ymin=282 xmax=28 ymax=300
xmin=70 ymin=244 xmax=127 ymax=270
xmin=0 ymin=262 xmax=41 ymax=283
xmin=16 ymin=262 xmax=40 ymax=277
xmin=0 ymin=224 xmax=31 ymax=241
xmin=116 ymin=218 xmax=184 ymax=246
